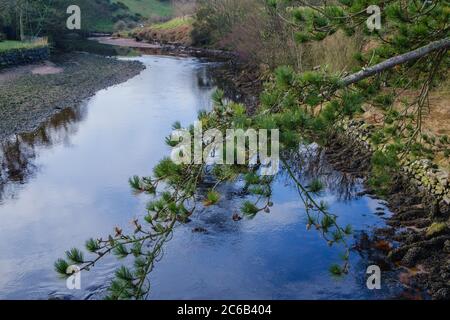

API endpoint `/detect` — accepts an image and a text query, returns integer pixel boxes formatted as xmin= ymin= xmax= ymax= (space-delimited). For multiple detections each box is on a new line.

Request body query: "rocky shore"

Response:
xmin=0 ymin=52 xmax=145 ymax=142
xmin=326 ymin=119 xmax=450 ymax=300
xmin=338 ymin=119 xmax=450 ymax=207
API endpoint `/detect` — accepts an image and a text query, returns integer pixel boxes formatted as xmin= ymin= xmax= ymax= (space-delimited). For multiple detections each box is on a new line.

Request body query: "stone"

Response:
xmin=443 ymin=196 xmax=450 ymax=205
xmin=426 ymin=222 xmax=448 ymax=238
xmin=444 ymin=240 xmax=450 ymax=254
xmin=432 ymin=288 xmax=450 ymax=300
xmin=401 ymin=247 xmax=426 ymax=267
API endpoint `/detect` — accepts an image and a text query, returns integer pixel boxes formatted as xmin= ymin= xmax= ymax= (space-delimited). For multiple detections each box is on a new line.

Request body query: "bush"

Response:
xmin=192 ymin=0 xmax=256 ymax=46
xmin=191 ymin=0 xmax=362 ymax=72
xmin=114 ymin=20 xmax=128 ymax=32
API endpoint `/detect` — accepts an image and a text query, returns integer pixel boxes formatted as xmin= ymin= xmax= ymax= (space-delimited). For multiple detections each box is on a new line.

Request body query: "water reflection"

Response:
xmin=282 ymin=146 xmax=361 ymax=202
xmin=0 ymin=106 xmax=88 ymax=203
xmin=0 ymin=55 xmax=398 ymax=300
xmin=0 ymin=58 xmax=218 ymax=204
xmin=0 ymin=55 xmax=218 ymax=299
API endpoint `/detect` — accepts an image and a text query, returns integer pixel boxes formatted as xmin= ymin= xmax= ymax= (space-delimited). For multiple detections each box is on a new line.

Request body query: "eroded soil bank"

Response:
xmin=0 ymin=52 xmax=144 ymax=142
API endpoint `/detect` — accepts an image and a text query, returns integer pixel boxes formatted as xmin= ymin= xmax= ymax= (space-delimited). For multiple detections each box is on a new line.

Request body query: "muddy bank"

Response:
xmin=91 ymin=37 xmax=238 ymax=61
xmin=0 ymin=52 xmax=144 ymax=142
xmin=206 ymin=61 xmax=263 ymax=113
xmin=325 ymin=128 xmax=450 ymax=300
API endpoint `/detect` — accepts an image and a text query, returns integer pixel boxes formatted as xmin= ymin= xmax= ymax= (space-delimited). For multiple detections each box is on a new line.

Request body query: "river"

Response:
xmin=0 ymin=54 xmax=403 ymax=299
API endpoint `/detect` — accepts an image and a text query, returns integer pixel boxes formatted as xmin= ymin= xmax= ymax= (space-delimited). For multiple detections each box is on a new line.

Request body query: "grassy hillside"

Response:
xmin=112 ymin=0 xmax=173 ymax=18
xmin=151 ymin=16 xmax=193 ymax=30
xmin=130 ymin=16 xmax=194 ymax=45
xmin=57 ymin=0 xmax=136 ymax=33
xmin=66 ymin=1 xmax=173 ymax=33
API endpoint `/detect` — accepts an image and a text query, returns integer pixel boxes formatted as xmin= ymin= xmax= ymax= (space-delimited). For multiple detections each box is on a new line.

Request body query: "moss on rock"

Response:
xmin=426 ymin=222 xmax=448 ymax=238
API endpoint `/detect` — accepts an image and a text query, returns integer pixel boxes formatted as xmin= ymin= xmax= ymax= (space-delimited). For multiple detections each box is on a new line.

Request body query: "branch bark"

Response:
xmin=341 ymin=37 xmax=450 ymax=86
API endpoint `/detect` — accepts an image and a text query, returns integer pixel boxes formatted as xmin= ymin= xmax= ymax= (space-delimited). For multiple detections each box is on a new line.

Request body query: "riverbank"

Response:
xmin=91 ymin=36 xmax=238 ymax=61
xmin=1 ymin=38 xmax=446 ymax=299
xmin=211 ymin=48 xmax=449 ymax=298
xmin=0 ymin=52 xmax=145 ymax=142
xmin=155 ymin=35 xmax=450 ymax=298
xmin=201 ymin=41 xmax=449 ymax=298
xmin=325 ymin=124 xmax=450 ymax=300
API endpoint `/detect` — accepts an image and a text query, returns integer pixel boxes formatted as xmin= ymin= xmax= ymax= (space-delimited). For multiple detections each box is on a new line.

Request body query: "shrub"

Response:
xmin=114 ymin=20 xmax=128 ymax=32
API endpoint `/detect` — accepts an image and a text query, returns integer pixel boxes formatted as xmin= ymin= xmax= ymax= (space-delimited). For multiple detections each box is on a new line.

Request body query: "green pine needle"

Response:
xmin=308 ymin=179 xmax=324 ymax=193
xmin=65 ymin=248 xmax=84 ymax=264
xmin=129 ymin=175 xmax=142 ymax=191
xmin=113 ymin=243 xmax=129 ymax=259
xmin=212 ymin=89 xmax=225 ymax=106
xmin=329 ymin=264 xmax=344 ymax=276
xmin=85 ymin=238 xmax=101 ymax=253
xmin=203 ymin=190 xmax=221 ymax=206
xmin=54 ymin=259 xmax=70 ymax=278
xmin=115 ymin=266 xmax=134 ymax=282
xmin=241 ymin=201 xmax=259 ymax=218
xmin=344 ymin=224 xmax=353 ymax=235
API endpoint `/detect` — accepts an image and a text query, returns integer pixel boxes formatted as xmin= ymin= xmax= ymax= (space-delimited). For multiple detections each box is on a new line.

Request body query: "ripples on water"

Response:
xmin=0 ymin=55 xmax=402 ymax=299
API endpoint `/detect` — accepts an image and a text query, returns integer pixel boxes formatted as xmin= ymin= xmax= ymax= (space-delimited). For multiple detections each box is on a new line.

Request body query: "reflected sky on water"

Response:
xmin=0 ymin=55 xmax=401 ymax=300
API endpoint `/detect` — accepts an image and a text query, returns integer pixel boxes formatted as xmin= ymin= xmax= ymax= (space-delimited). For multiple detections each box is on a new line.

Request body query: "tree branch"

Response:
xmin=342 ymin=37 xmax=450 ymax=86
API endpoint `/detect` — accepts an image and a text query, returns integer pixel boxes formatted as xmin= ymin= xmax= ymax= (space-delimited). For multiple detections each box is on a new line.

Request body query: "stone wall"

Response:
xmin=339 ymin=119 xmax=450 ymax=207
xmin=0 ymin=46 xmax=49 ymax=68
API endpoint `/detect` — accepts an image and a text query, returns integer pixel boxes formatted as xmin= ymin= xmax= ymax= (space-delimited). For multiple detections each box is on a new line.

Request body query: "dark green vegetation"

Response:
xmin=192 ymin=0 xmax=449 ymax=197
xmin=0 ymin=45 xmax=49 ymax=68
xmin=0 ymin=0 xmax=171 ymax=38
xmin=55 ymin=0 xmax=450 ymax=300
xmin=0 ymin=53 xmax=144 ymax=141
xmin=112 ymin=0 xmax=173 ymax=19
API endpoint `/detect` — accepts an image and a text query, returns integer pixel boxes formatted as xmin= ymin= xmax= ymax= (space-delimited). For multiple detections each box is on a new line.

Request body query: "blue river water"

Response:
xmin=0 ymin=55 xmax=403 ymax=299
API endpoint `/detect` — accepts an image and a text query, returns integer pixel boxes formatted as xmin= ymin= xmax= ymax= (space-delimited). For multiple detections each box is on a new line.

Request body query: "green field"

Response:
xmin=151 ymin=16 xmax=194 ymax=30
xmin=93 ymin=18 xmax=115 ymax=33
xmin=113 ymin=0 xmax=173 ymax=18
xmin=0 ymin=40 xmax=47 ymax=53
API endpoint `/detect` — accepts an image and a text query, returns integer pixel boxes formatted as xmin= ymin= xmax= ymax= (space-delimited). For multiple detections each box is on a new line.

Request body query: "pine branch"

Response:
xmin=342 ymin=37 xmax=450 ymax=86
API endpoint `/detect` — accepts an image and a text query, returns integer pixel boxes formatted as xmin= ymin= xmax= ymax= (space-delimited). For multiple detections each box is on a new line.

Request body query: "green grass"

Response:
xmin=0 ymin=40 xmax=48 ymax=53
xmin=93 ymin=18 xmax=115 ymax=33
xmin=113 ymin=0 xmax=173 ymax=18
xmin=151 ymin=16 xmax=193 ymax=30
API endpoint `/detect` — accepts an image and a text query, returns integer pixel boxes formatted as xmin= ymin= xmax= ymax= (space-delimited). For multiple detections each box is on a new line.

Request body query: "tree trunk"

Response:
xmin=342 ymin=38 xmax=450 ymax=86
xmin=19 ymin=7 xmax=24 ymax=41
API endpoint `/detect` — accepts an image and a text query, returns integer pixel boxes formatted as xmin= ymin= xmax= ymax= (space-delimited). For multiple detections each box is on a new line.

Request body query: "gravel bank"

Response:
xmin=0 ymin=52 xmax=145 ymax=142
